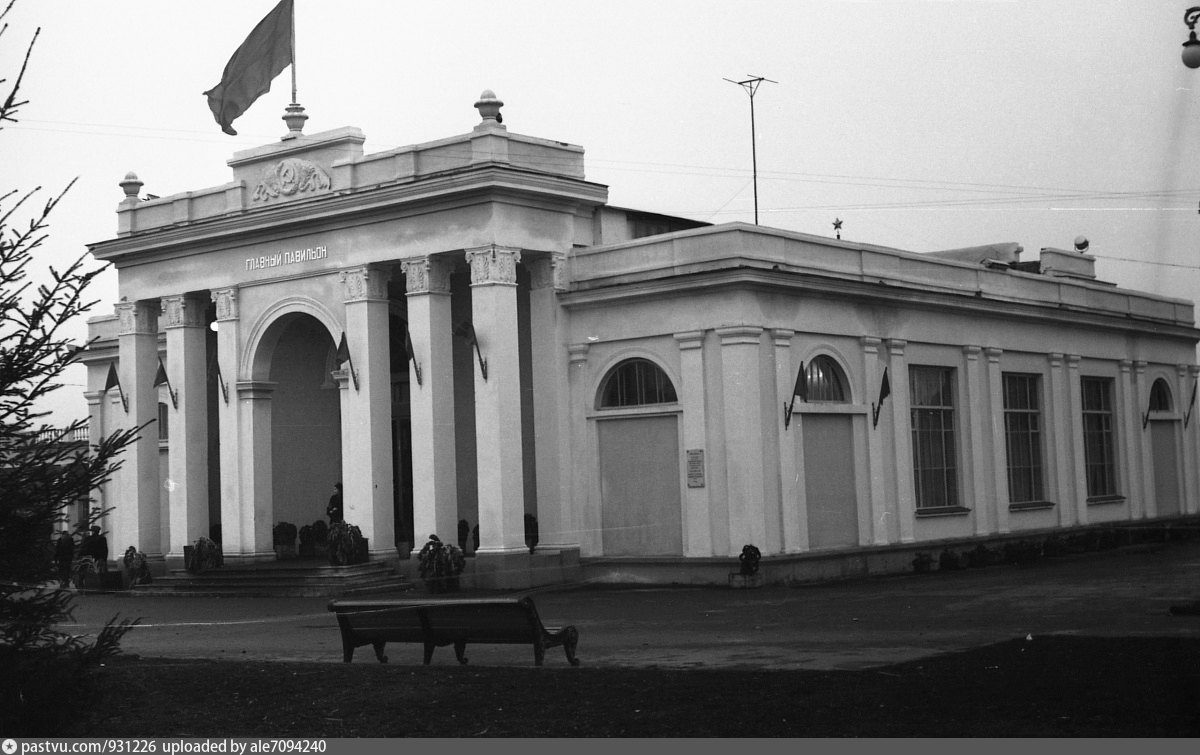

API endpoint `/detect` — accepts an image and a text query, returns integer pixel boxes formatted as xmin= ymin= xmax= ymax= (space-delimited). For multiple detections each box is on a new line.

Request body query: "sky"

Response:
xmin=4 ymin=0 xmax=1200 ymax=425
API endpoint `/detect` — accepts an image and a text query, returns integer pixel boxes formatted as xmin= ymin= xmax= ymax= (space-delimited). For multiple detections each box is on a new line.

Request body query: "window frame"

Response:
xmin=1002 ymin=372 xmax=1047 ymax=506
xmin=1080 ymin=375 xmax=1120 ymax=500
xmin=597 ymin=357 xmax=679 ymax=410
xmin=909 ymin=365 xmax=961 ymax=511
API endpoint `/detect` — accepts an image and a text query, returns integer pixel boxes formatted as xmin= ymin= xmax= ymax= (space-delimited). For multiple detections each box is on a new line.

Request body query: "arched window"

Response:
xmin=805 ymin=356 xmax=848 ymax=403
xmin=599 ymin=358 xmax=678 ymax=408
xmin=1149 ymin=378 xmax=1172 ymax=412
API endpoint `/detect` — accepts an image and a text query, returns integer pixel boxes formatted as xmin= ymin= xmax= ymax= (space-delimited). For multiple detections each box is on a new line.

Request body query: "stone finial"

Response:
xmin=282 ymin=102 xmax=308 ymax=139
xmin=475 ymin=89 xmax=504 ymax=123
xmin=119 ymin=172 xmax=143 ymax=199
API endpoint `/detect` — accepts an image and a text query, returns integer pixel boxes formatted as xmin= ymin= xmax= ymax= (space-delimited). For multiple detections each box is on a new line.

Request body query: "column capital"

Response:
xmin=568 ymin=343 xmax=590 ymax=365
xmin=1065 ymin=354 xmax=1081 ymax=369
xmin=466 ymin=244 xmax=521 ymax=286
xmin=235 ymin=380 xmax=276 ymax=400
xmin=1048 ymin=352 xmax=1064 ymax=367
xmin=161 ymin=294 xmax=207 ymax=329
xmin=860 ymin=336 xmax=882 ymax=353
xmin=1119 ymin=359 xmax=1133 ymax=374
xmin=84 ymin=390 xmax=105 ymax=405
xmin=886 ymin=338 xmax=907 ymax=356
xmin=963 ymin=345 xmax=982 ymax=360
xmin=984 ymin=346 xmax=1003 ymax=362
xmin=340 ymin=265 xmax=390 ymax=303
xmin=674 ymin=330 xmax=705 ymax=350
xmin=401 ymin=256 xmax=452 ymax=295
xmin=115 ymin=300 xmax=157 ymax=336
xmin=715 ymin=325 xmax=763 ymax=345
xmin=1134 ymin=360 xmax=1147 ymax=374
xmin=770 ymin=328 xmax=795 ymax=347
xmin=529 ymin=252 xmax=567 ymax=291
xmin=211 ymin=287 xmax=239 ymax=321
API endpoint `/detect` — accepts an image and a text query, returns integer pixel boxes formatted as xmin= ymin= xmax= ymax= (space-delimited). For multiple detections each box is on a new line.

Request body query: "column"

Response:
xmin=862 ymin=337 xmax=889 ymax=545
xmin=676 ymin=330 xmax=713 ymax=556
xmin=887 ymin=339 xmax=915 ymax=542
xmin=984 ymin=347 xmax=1009 ymax=534
xmin=84 ymin=390 xmax=110 ymax=537
xmin=211 ymin=288 xmax=249 ymax=559
xmin=963 ymin=346 xmax=989 ymax=536
xmin=114 ymin=299 xmax=162 ymax=561
xmin=162 ymin=294 xmax=209 ymax=565
xmin=468 ymin=244 xmax=527 ymax=555
xmin=717 ymin=325 xmax=767 ymax=555
xmin=339 ymin=265 xmax=395 ymax=558
xmin=237 ymin=379 xmax=275 ymax=560
xmin=401 ymin=256 xmax=458 ymax=549
xmin=528 ymin=253 xmax=575 ymax=551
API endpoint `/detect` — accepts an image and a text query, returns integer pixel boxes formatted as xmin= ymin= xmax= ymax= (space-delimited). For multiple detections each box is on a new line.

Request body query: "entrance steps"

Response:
xmin=131 ymin=559 xmax=413 ymax=598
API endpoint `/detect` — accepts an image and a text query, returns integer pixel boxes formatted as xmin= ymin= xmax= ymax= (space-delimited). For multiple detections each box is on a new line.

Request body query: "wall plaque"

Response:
xmin=686 ymin=449 xmax=705 ymax=488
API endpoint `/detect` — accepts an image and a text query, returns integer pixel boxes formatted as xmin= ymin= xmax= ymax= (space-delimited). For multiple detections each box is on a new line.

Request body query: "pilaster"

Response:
xmin=717 ymin=325 xmax=766 ymax=555
xmin=1135 ymin=361 xmax=1154 ymax=518
xmin=862 ymin=337 xmax=889 ymax=545
xmin=887 ymin=339 xmax=915 ymax=542
xmin=963 ymin=346 xmax=989 ymax=536
xmin=529 ymin=253 xmax=576 ymax=551
xmin=676 ymin=330 xmax=713 ymax=556
xmin=1066 ymin=354 xmax=1086 ymax=524
xmin=211 ymin=287 xmax=250 ymax=557
xmin=984 ymin=347 xmax=1009 ymax=534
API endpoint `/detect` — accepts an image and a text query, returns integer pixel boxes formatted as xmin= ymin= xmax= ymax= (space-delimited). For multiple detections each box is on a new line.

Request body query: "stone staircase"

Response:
xmin=131 ymin=558 xmax=413 ymax=598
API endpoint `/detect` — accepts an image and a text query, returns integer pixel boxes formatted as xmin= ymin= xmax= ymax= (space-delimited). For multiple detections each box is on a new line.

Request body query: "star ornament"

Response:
xmin=833 ymin=218 xmax=843 ymax=239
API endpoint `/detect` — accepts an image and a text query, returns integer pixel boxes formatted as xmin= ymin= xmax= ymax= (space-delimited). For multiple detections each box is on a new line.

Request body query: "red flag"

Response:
xmin=203 ymin=0 xmax=294 ymax=135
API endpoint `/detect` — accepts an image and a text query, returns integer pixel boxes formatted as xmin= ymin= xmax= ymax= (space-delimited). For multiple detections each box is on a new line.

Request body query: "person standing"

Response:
xmin=326 ymin=483 xmax=343 ymax=525
xmin=54 ymin=531 xmax=74 ymax=585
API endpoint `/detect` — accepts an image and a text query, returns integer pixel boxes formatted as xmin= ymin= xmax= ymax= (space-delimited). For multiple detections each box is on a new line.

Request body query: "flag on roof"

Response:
xmin=203 ymin=0 xmax=294 ymax=135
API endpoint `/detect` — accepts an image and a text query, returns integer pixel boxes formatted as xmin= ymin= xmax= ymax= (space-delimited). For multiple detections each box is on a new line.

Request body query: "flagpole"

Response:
xmin=290 ymin=0 xmax=297 ymax=102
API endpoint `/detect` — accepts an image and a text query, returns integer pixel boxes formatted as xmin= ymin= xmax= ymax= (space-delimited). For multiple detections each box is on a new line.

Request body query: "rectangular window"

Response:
xmin=910 ymin=366 xmax=959 ymax=509
xmin=1081 ymin=376 xmax=1118 ymax=498
xmin=1003 ymin=373 xmax=1044 ymax=503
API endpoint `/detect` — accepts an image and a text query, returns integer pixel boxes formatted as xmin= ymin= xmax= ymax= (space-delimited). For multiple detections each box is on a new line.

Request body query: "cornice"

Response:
xmin=89 ymin=163 xmax=608 ymax=264
xmin=558 ymin=267 xmax=1200 ymax=342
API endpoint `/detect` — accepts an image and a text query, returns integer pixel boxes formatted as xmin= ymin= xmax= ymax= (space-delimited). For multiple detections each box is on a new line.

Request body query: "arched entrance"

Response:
xmin=263 ymin=313 xmax=343 ymax=529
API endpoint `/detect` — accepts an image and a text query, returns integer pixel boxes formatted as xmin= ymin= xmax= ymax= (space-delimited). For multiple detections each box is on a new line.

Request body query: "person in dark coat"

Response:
xmin=54 ymin=531 xmax=74 ymax=585
xmin=326 ymin=483 xmax=344 ymax=525
xmin=80 ymin=526 xmax=109 ymax=572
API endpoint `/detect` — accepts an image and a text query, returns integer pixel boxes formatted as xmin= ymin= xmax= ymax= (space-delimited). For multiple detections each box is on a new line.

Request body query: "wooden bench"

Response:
xmin=327 ymin=596 xmax=581 ymax=667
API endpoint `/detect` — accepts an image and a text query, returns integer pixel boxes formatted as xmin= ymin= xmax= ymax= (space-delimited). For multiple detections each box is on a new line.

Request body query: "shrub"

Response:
xmin=328 ymin=521 xmax=368 ymax=566
xmin=187 ymin=536 xmax=223 ymax=573
xmin=417 ymin=534 xmax=465 ymax=591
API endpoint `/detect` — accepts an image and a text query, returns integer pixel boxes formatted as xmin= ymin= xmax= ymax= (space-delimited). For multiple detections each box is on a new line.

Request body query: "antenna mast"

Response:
xmin=724 ymin=75 xmax=776 ymax=224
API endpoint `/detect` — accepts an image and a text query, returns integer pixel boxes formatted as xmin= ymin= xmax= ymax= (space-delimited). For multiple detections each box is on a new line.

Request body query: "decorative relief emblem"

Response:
xmin=251 ymin=158 xmax=331 ymax=202
xmin=161 ymin=295 xmax=205 ymax=329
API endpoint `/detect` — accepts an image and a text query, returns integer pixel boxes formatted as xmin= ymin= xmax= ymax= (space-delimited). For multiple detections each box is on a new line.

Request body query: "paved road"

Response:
xmin=63 ymin=539 xmax=1200 ymax=670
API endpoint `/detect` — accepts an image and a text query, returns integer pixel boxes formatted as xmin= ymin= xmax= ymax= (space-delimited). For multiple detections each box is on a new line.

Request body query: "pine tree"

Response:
xmin=0 ymin=0 xmax=141 ymax=734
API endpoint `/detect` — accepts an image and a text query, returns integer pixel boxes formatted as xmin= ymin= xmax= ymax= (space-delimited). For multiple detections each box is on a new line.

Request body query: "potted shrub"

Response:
xmin=186 ymin=536 xmax=223 ymax=574
xmin=328 ymin=521 xmax=368 ymax=566
xmin=298 ymin=524 xmax=316 ymax=557
xmin=273 ymin=521 xmax=297 ymax=560
xmin=312 ymin=520 xmax=329 ymax=558
xmin=122 ymin=546 xmax=152 ymax=588
xmin=417 ymin=534 xmax=465 ymax=593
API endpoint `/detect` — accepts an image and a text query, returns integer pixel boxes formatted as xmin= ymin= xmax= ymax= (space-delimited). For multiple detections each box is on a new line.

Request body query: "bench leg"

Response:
xmin=533 ymin=640 xmax=545 ymax=667
xmin=563 ymin=627 xmax=580 ymax=667
xmin=371 ymin=641 xmax=388 ymax=664
xmin=454 ymin=641 xmax=469 ymax=665
xmin=423 ymin=642 xmax=435 ymax=665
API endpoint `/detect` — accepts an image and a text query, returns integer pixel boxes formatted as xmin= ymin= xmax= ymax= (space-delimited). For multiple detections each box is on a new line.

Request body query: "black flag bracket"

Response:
xmin=871 ymin=367 xmax=891 ymax=429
